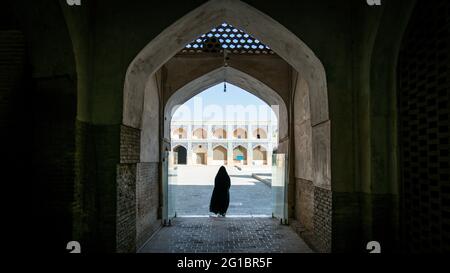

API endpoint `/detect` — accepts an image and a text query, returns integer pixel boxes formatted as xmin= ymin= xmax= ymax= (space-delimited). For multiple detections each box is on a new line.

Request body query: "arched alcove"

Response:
xmin=173 ymin=145 xmax=187 ymax=165
xmin=172 ymin=127 xmax=187 ymax=139
xmin=192 ymin=128 xmax=208 ymax=139
xmin=253 ymin=128 xmax=267 ymax=139
xmin=233 ymin=145 xmax=248 ymax=165
xmin=213 ymin=145 xmax=228 ymax=165
xmin=233 ymin=128 xmax=248 ymax=139
xmin=253 ymin=145 xmax=268 ymax=164
xmin=213 ymin=128 xmax=227 ymax=139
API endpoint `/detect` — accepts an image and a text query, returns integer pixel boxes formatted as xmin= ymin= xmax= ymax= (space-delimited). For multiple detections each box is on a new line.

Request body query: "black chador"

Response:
xmin=209 ymin=166 xmax=231 ymax=216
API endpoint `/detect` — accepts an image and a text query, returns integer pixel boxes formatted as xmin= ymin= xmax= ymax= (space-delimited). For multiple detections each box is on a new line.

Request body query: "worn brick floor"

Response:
xmin=139 ymin=217 xmax=313 ymax=253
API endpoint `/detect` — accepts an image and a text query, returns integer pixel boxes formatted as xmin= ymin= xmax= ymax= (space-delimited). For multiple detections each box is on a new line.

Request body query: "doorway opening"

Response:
xmin=173 ymin=145 xmax=187 ymax=165
xmin=122 ymin=0 xmax=330 ymax=253
xmin=168 ymin=83 xmax=279 ymax=217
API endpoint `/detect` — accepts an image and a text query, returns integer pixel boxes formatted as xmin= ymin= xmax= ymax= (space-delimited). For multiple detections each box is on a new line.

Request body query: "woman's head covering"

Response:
xmin=215 ymin=166 xmax=230 ymax=187
xmin=218 ymin=166 xmax=227 ymax=176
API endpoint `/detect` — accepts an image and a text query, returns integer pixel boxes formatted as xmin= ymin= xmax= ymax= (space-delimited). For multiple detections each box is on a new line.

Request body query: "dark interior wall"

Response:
xmin=4 ymin=0 xmax=78 ymax=252
xmin=331 ymin=0 xmax=419 ymax=253
xmin=398 ymin=0 xmax=450 ymax=253
xmin=58 ymin=1 xmax=121 ymax=252
xmin=0 ymin=4 xmax=28 ymax=246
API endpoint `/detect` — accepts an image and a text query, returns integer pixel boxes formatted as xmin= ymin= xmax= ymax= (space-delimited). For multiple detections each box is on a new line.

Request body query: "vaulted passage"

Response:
xmin=9 ymin=0 xmax=448 ymax=253
xmin=121 ymin=1 xmax=330 ymax=252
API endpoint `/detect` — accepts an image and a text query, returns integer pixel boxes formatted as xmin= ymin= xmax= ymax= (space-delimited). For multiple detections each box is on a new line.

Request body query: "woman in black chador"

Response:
xmin=209 ymin=166 xmax=231 ymax=217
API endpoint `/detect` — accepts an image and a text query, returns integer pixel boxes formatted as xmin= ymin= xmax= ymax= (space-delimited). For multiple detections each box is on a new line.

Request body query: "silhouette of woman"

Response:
xmin=209 ymin=166 xmax=231 ymax=217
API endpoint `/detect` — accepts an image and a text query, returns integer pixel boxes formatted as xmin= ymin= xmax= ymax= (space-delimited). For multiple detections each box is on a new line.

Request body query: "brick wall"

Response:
xmin=136 ymin=162 xmax=160 ymax=248
xmin=116 ymin=125 xmax=140 ymax=252
xmin=331 ymin=192 xmax=361 ymax=252
xmin=295 ymin=178 xmax=314 ymax=232
xmin=75 ymin=122 xmax=120 ymax=252
xmin=314 ymin=187 xmax=332 ymax=252
xmin=116 ymin=164 xmax=137 ymax=253
xmin=28 ymin=67 xmax=77 ymax=251
xmin=398 ymin=0 xmax=450 ymax=253
xmin=120 ymin=125 xmax=141 ymax=163
xmin=294 ymin=178 xmax=332 ymax=253
xmin=0 ymin=30 xmax=24 ymax=131
xmin=117 ymin=125 xmax=161 ymax=252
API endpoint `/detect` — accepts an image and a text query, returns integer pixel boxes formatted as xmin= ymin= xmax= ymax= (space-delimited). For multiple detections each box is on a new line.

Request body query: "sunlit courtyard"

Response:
xmin=172 ymin=165 xmax=272 ymax=217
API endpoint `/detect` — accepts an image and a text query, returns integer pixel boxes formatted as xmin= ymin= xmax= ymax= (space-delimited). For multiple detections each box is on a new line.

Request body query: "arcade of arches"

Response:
xmin=5 ymin=0 xmax=448 ymax=253
xmin=171 ymin=120 xmax=276 ymax=166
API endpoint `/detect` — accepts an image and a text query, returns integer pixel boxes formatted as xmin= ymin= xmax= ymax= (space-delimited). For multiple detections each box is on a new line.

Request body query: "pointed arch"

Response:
xmin=233 ymin=127 xmax=248 ymax=139
xmin=173 ymin=145 xmax=188 ymax=165
xmin=213 ymin=145 xmax=228 ymax=164
xmin=121 ymin=0 xmax=331 ymax=253
xmin=192 ymin=128 xmax=208 ymax=139
xmin=253 ymin=145 xmax=268 ymax=163
xmin=172 ymin=127 xmax=187 ymax=139
xmin=253 ymin=128 xmax=268 ymax=139
xmin=212 ymin=128 xmax=227 ymax=139
xmin=172 ymin=144 xmax=187 ymax=150
xmin=164 ymin=66 xmax=287 ymax=141
xmin=124 ymin=0 xmax=328 ymax=129
xmin=212 ymin=143 xmax=228 ymax=150
xmin=233 ymin=145 xmax=248 ymax=165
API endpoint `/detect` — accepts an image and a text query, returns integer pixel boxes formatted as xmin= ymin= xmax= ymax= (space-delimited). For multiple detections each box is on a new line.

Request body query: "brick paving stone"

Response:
xmin=139 ymin=217 xmax=313 ymax=253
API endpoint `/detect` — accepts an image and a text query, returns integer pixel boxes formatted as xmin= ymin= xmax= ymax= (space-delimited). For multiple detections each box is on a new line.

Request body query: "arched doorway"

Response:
xmin=253 ymin=145 xmax=267 ymax=165
xmin=173 ymin=145 xmax=187 ymax=165
xmin=213 ymin=145 xmax=228 ymax=165
xmin=121 ymin=0 xmax=330 ymax=253
xmin=233 ymin=145 xmax=248 ymax=165
xmin=193 ymin=144 xmax=208 ymax=165
xmin=168 ymin=82 xmax=278 ymax=220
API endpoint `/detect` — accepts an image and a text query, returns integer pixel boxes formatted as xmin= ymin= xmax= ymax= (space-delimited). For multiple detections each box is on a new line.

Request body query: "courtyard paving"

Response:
xmin=172 ymin=165 xmax=272 ymax=216
xmin=140 ymin=166 xmax=312 ymax=253
xmin=139 ymin=217 xmax=313 ymax=253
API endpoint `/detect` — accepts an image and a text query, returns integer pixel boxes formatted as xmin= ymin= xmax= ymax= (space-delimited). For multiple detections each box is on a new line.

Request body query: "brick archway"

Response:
xmin=121 ymin=0 xmax=330 ymax=253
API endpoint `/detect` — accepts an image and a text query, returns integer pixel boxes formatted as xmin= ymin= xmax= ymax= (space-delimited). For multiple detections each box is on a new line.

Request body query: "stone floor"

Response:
xmin=139 ymin=217 xmax=313 ymax=253
xmin=172 ymin=165 xmax=272 ymax=216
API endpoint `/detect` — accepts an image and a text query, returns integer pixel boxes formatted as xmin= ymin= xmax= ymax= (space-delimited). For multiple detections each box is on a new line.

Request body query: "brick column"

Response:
xmin=207 ymin=141 xmax=213 ymax=165
xmin=187 ymin=123 xmax=192 ymax=140
xmin=247 ymin=142 xmax=253 ymax=166
xmin=227 ymin=141 xmax=234 ymax=166
xmin=187 ymin=141 xmax=193 ymax=165
xmin=247 ymin=123 xmax=252 ymax=140
xmin=267 ymin=141 xmax=273 ymax=166
xmin=207 ymin=124 xmax=213 ymax=139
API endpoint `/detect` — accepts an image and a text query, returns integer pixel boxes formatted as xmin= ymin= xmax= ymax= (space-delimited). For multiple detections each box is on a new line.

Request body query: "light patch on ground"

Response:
xmin=171 ymin=165 xmax=272 ymax=216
